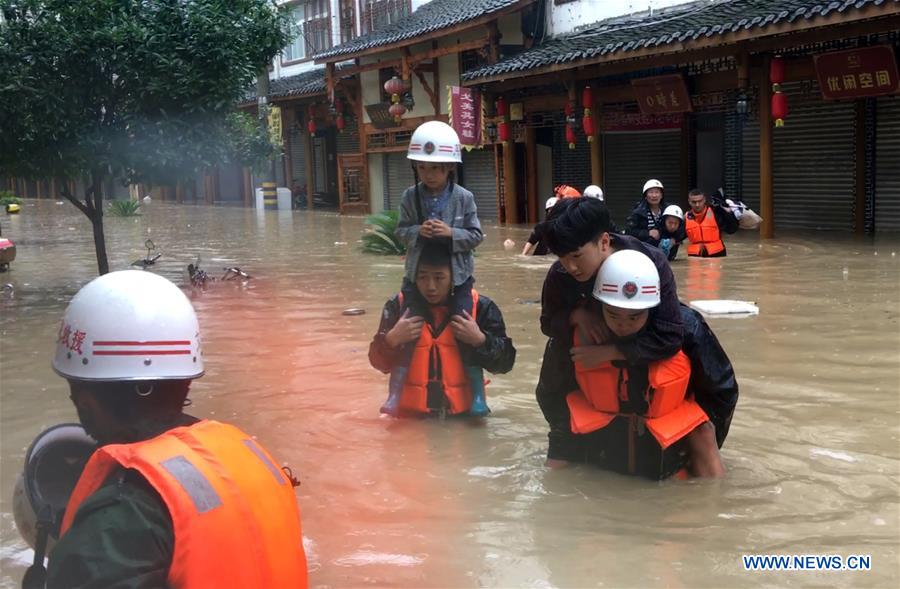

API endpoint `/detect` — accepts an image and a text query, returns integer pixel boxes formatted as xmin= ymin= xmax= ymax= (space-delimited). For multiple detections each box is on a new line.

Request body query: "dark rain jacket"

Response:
xmin=624 ymin=199 xmax=670 ymax=245
xmin=369 ymin=292 xmax=516 ymax=375
xmin=679 ymin=304 xmax=739 ymax=447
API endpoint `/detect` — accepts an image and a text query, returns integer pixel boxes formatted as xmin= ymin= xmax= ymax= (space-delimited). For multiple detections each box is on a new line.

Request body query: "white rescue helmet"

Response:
xmin=662 ymin=204 xmax=684 ymax=220
xmin=583 ymin=185 xmax=604 ymax=201
xmin=642 ymin=179 xmax=664 ymax=195
xmin=52 ymin=270 xmax=204 ymax=381
xmin=593 ymin=250 xmax=660 ymax=310
xmin=544 ymin=196 xmax=559 ymax=210
xmin=407 ymin=121 xmax=462 ymax=163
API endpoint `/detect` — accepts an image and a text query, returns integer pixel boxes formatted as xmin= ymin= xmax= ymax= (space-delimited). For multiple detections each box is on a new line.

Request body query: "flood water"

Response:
xmin=1 ymin=199 xmax=898 ymax=588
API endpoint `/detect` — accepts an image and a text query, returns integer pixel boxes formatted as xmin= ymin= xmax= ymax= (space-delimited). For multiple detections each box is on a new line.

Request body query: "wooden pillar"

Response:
xmin=502 ymin=141 xmax=519 ymax=224
xmin=759 ymin=59 xmax=774 ymax=239
xmin=680 ymin=114 xmax=690 ymax=201
xmin=282 ymin=107 xmax=295 ymax=193
xmin=493 ymin=143 xmax=503 ymax=222
xmin=590 ymin=101 xmax=603 ymax=188
xmin=242 ymin=168 xmax=252 ymax=207
xmin=304 ymin=111 xmax=315 ymax=209
xmin=525 ymin=125 xmax=538 ymax=223
xmin=854 ymin=100 xmax=866 ymax=235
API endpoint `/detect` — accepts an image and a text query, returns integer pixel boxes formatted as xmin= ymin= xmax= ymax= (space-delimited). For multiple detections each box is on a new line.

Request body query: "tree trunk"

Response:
xmin=90 ymin=171 xmax=109 ymax=275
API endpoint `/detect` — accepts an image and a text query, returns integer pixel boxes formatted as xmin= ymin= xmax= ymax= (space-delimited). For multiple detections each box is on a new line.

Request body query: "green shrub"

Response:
xmin=107 ymin=200 xmax=141 ymax=217
xmin=0 ymin=191 xmax=21 ymax=206
xmin=361 ymin=210 xmax=405 ymax=255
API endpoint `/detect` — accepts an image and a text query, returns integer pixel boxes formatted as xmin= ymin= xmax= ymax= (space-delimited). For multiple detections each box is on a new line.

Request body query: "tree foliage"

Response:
xmin=0 ymin=0 xmax=290 ymax=272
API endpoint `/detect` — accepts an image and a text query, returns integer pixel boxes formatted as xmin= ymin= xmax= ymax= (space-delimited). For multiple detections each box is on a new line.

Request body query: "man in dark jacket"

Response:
xmin=369 ymin=242 xmax=516 ymax=417
xmin=685 ymin=189 xmax=739 ymax=257
xmin=536 ymin=197 xmax=683 ymax=465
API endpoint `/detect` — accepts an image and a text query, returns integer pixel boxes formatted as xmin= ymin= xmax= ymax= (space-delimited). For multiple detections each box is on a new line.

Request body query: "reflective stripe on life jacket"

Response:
xmin=61 ymin=420 xmax=308 ymax=589
xmin=400 ymin=290 xmax=480 ymax=415
xmin=685 ymin=207 xmax=725 ymax=256
xmin=566 ymin=334 xmax=708 ymax=479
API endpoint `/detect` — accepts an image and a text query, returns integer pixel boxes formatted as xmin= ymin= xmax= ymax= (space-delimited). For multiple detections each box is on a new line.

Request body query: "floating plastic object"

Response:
xmin=342 ymin=308 xmax=366 ymax=316
xmin=689 ymin=300 xmax=759 ymax=317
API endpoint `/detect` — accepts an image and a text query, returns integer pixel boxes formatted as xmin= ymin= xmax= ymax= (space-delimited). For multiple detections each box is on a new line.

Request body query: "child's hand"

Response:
xmin=419 ymin=222 xmax=433 ymax=238
xmin=385 ymin=309 xmax=425 ymax=348
xmin=649 ymin=229 xmax=661 ymax=240
xmin=570 ymin=307 xmax=610 ymax=344
xmin=450 ymin=310 xmax=486 ymax=347
xmin=570 ymin=344 xmax=620 ymax=368
xmin=429 ymin=219 xmax=452 ymax=238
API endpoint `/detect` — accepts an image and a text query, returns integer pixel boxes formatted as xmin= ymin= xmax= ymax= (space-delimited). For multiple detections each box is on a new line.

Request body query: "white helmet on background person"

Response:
xmin=642 ymin=179 xmax=664 ymax=195
xmin=52 ymin=270 xmax=204 ymax=382
xmin=593 ymin=250 xmax=660 ymax=310
xmin=662 ymin=204 xmax=684 ymax=220
xmin=407 ymin=121 xmax=462 ymax=163
xmin=545 ymin=196 xmax=559 ymax=210
xmin=583 ymin=185 xmax=604 ymax=200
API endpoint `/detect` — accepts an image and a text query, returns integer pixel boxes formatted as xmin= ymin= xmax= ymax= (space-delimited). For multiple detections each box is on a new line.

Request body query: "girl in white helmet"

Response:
xmin=657 ymin=204 xmax=686 ymax=261
xmin=383 ymin=121 xmax=485 ymax=417
xmin=568 ymin=250 xmax=735 ymax=479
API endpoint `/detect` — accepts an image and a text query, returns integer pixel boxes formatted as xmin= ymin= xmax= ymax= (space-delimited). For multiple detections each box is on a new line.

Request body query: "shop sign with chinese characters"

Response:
xmin=814 ymin=46 xmax=899 ymax=100
xmin=449 ymin=86 xmax=483 ymax=149
xmin=631 ymin=74 xmax=693 ymax=114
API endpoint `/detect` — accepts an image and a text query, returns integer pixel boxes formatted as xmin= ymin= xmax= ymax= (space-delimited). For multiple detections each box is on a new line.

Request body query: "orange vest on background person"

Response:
xmin=400 ymin=290 xmax=480 ymax=415
xmin=685 ymin=207 xmax=725 ymax=256
xmin=566 ymin=341 xmax=708 ymax=450
xmin=61 ymin=420 xmax=308 ymax=589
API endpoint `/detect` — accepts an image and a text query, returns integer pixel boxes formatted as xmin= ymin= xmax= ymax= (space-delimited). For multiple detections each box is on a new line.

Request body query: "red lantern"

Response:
xmin=582 ymin=115 xmax=595 ymax=142
xmin=498 ymin=121 xmax=509 ymax=143
xmin=771 ymin=92 xmax=789 ymax=127
xmin=565 ymin=126 xmax=576 ymax=150
xmin=307 ymin=104 xmax=316 ymax=136
xmin=307 ymin=119 xmax=317 ymax=136
xmin=769 ymin=56 xmax=785 ymax=86
xmin=389 ymin=102 xmax=406 ymax=123
xmin=334 ymin=97 xmax=343 ymax=114
xmin=384 ymin=76 xmax=405 ymax=99
xmin=335 ymin=114 xmax=345 ymax=132
xmin=496 ymin=96 xmax=508 ymax=118
xmin=564 ymin=100 xmax=574 ymax=117
xmin=581 ymin=86 xmax=594 ymax=114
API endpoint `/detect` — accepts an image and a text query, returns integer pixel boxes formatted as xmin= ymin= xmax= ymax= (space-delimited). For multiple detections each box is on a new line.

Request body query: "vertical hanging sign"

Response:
xmin=449 ymin=86 xmax=484 ymax=150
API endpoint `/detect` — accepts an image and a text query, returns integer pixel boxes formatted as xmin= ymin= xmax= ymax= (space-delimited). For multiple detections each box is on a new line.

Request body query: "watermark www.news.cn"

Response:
xmin=742 ymin=554 xmax=872 ymax=571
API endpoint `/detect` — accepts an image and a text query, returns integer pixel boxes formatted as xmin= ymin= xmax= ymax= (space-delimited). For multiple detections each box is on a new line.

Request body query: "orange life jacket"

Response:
xmin=61 ymin=420 xmax=308 ymax=589
xmin=400 ymin=290 xmax=480 ymax=415
xmin=685 ymin=207 xmax=725 ymax=256
xmin=566 ymin=335 xmax=708 ymax=478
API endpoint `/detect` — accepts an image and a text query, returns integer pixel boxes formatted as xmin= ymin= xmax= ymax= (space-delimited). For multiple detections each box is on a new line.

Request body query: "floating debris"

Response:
xmin=342 ymin=308 xmax=366 ymax=316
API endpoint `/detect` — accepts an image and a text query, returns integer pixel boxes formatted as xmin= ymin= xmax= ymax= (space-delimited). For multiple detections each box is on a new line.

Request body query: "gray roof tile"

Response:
xmin=462 ymin=0 xmax=894 ymax=81
xmin=314 ymin=0 xmax=524 ymax=60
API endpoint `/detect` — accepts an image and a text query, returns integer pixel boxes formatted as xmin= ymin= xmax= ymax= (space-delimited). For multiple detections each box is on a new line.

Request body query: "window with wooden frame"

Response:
xmin=459 ymin=47 xmax=490 ymax=76
xmin=339 ymin=0 xmax=357 ymax=44
xmin=283 ymin=0 xmax=331 ymax=64
xmin=361 ymin=0 xmax=411 ymax=35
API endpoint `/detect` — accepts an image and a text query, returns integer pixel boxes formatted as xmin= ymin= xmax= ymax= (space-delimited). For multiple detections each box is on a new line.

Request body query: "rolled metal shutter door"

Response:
xmin=772 ymin=81 xmax=855 ymax=230
xmin=385 ymin=152 xmax=415 ymax=211
xmin=875 ymin=95 xmax=900 ymax=232
xmin=461 ymin=148 xmax=499 ymax=221
xmin=602 ymin=130 xmax=682 ymax=229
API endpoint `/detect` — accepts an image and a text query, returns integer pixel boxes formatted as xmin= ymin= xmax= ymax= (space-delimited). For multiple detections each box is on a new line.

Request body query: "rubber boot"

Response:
xmin=381 ymin=366 xmax=407 ymax=416
xmin=466 ymin=364 xmax=490 ymax=417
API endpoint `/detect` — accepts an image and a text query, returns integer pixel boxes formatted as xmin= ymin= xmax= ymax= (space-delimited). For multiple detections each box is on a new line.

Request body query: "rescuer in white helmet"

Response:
xmin=624 ymin=178 xmax=670 ymax=246
xmin=36 ymin=270 xmax=308 ymax=588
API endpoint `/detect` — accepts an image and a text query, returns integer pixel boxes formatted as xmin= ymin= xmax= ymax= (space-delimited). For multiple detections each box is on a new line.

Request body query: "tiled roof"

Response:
xmin=241 ymin=68 xmax=326 ymax=105
xmin=315 ymin=0 xmax=526 ymax=60
xmin=463 ymin=0 xmax=895 ymax=81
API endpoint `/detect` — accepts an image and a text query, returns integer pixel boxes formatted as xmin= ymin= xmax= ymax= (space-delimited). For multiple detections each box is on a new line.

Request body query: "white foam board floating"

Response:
xmin=689 ymin=300 xmax=759 ymax=316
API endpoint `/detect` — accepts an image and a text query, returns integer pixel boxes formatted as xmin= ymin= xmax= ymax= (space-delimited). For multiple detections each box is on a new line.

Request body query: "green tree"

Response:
xmin=0 ymin=0 xmax=290 ymax=274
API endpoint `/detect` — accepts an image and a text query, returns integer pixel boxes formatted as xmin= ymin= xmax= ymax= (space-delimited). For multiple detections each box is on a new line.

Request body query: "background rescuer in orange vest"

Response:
xmin=685 ymin=189 xmax=739 ymax=257
xmin=369 ymin=241 xmax=516 ymax=417
xmin=46 ymin=271 xmax=308 ymax=588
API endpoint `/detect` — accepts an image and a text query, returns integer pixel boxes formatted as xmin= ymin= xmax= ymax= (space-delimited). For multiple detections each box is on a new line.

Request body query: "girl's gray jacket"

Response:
xmin=395 ymin=182 xmax=483 ymax=286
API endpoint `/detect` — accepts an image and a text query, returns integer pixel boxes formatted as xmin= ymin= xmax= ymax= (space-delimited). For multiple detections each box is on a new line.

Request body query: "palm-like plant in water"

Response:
xmin=108 ymin=200 xmax=142 ymax=217
xmin=361 ymin=210 xmax=406 ymax=255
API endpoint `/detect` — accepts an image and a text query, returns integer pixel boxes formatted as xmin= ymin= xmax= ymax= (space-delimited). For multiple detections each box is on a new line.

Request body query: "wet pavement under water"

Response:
xmin=0 ymin=200 xmax=898 ymax=588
